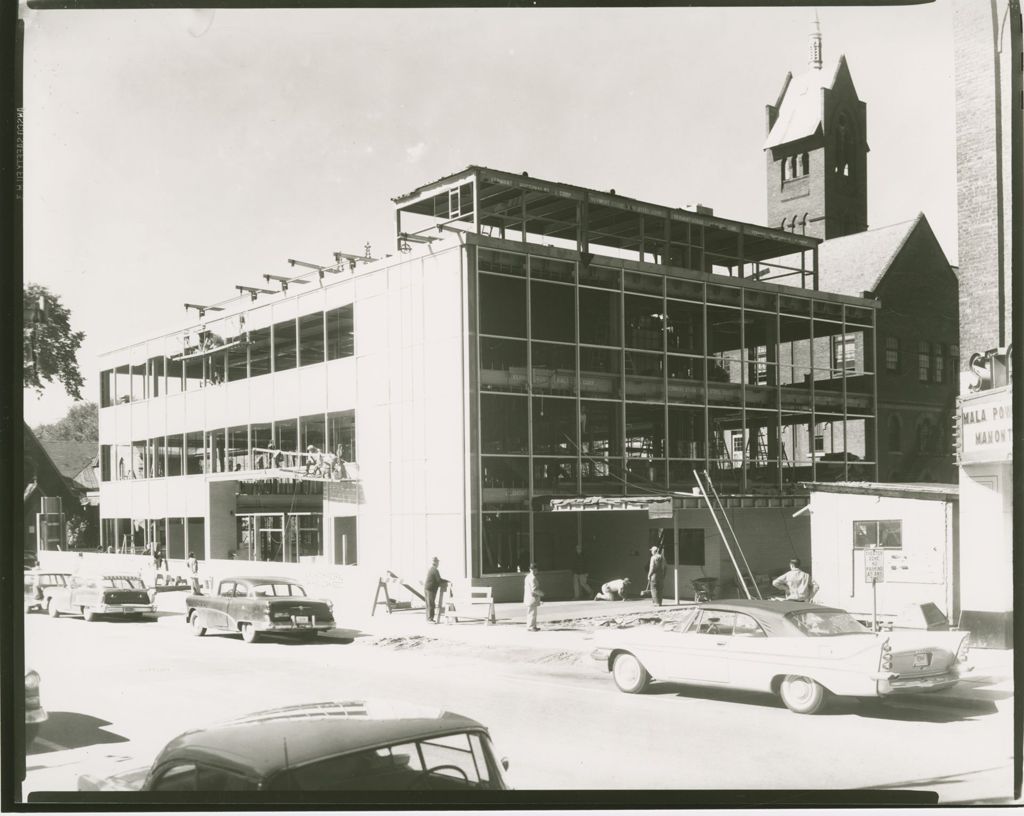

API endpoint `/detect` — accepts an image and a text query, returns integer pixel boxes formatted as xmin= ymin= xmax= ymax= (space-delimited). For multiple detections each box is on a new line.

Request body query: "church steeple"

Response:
xmin=764 ymin=13 xmax=868 ymax=240
xmin=809 ymin=11 xmax=823 ymax=70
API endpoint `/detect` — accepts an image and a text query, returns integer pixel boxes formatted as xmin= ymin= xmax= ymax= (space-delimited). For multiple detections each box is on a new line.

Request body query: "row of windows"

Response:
xmin=884 ymin=337 xmax=958 ymax=384
xmin=100 ymin=306 xmax=354 ymax=407
xmin=100 ymin=411 xmax=356 ymax=481
xmin=101 ymin=517 xmax=205 ymax=559
xmin=781 ymin=152 xmax=810 ymax=182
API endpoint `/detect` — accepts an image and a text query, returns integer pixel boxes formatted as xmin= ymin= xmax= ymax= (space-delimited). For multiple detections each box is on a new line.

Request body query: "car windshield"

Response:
xmin=251 ymin=583 xmax=307 ymax=598
xmin=103 ymin=576 xmax=145 ymax=590
xmin=788 ymin=610 xmax=869 ymax=637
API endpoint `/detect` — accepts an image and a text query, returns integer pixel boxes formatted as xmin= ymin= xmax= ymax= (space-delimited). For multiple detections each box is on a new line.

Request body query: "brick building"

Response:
xmin=765 ymin=21 xmax=959 ymax=485
xmin=951 ymin=0 xmax=1018 ymax=647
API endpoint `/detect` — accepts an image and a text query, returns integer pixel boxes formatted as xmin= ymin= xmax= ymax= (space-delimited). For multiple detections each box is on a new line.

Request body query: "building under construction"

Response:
xmin=93 ymin=166 xmax=878 ymax=601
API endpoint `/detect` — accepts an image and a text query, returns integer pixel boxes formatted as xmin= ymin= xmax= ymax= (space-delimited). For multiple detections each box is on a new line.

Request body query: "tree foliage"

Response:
xmin=24 ymin=283 xmax=85 ymax=400
xmin=33 ymin=401 xmax=98 ymax=442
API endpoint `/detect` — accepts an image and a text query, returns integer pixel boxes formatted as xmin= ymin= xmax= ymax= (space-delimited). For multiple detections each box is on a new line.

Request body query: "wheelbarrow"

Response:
xmin=690 ymin=577 xmax=718 ymax=603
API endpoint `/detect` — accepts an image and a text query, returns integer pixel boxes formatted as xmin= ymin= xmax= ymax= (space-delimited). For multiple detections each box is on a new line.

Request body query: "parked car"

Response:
xmin=591 ymin=599 xmax=972 ymax=714
xmin=186 ymin=576 xmax=334 ymax=643
xmin=45 ymin=573 xmax=156 ymax=621
xmin=25 ymin=667 xmax=47 ymax=746
xmin=24 ymin=570 xmax=70 ymax=613
xmin=77 ymin=700 xmax=512 ymax=792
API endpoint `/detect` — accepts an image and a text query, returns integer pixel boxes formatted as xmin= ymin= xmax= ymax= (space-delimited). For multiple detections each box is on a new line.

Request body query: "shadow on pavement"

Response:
xmin=27 ymin=712 xmax=129 ymax=756
xmin=646 ymin=682 xmax=994 ymax=722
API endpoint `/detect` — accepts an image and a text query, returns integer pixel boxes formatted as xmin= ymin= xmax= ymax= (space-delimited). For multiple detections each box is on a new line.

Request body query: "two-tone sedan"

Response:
xmin=591 ymin=599 xmax=972 ymax=714
xmin=24 ymin=570 xmax=70 ymax=613
xmin=77 ymin=700 xmax=512 ymax=792
xmin=44 ymin=573 xmax=156 ymax=621
xmin=186 ymin=577 xmax=335 ymax=643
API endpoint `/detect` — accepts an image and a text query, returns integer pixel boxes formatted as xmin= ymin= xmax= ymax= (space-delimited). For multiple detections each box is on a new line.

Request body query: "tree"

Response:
xmin=33 ymin=401 xmax=98 ymax=442
xmin=24 ymin=283 xmax=85 ymax=400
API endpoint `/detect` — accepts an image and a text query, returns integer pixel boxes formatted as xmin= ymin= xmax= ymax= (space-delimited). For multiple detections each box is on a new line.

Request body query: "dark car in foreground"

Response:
xmin=77 ymin=700 xmax=512 ymax=792
xmin=592 ymin=599 xmax=972 ymax=714
xmin=186 ymin=576 xmax=334 ymax=643
xmin=45 ymin=573 xmax=155 ymax=621
xmin=25 ymin=667 xmax=47 ymax=746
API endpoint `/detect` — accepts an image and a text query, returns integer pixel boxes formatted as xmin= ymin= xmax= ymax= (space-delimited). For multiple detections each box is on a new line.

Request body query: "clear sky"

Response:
xmin=22 ymin=2 xmax=958 ymax=426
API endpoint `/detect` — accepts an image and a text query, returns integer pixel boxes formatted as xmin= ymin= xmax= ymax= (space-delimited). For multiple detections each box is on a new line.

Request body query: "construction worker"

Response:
xmin=594 ymin=577 xmax=631 ymax=601
xmin=648 ymin=545 xmax=667 ymax=607
xmin=772 ymin=558 xmax=819 ymax=602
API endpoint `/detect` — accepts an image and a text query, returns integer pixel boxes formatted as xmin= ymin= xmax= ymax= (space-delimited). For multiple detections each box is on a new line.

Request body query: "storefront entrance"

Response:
xmin=235 ymin=512 xmax=323 ymax=563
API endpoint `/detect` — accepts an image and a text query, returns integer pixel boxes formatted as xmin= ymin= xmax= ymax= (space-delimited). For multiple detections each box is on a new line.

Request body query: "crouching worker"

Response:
xmin=594 ymin=577 xmax=631 ymax=601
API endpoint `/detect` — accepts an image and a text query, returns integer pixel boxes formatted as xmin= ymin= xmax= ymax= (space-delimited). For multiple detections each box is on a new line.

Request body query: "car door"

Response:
xmin=718 ymin=611 xmax=776 ymax=691
xmin=203 ymin=581 xmax=236 ymax=630
xmin=660 ymin=609 xmax=736 ymax=685
xmin=227 ymin=583 xmax=255 ymax=627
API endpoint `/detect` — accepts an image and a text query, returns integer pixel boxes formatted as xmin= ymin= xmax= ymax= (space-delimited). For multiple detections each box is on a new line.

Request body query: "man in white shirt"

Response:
xmin=523 ymin=562 xmax=544 ymax=631
xmin=594 ymin=577 xmax=631 ymax=601
xmin=772 ymin=558 xmax=819 ymax=602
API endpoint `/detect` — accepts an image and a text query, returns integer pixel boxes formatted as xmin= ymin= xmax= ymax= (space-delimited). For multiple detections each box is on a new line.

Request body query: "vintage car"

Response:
xmin=25 ymin=667 xmax=47 ymax=746
xmin=24 ymin=570 xmax=70 ymax=613
xmin=186 ymin=576 xmax=334 ymax=643
xmin=77 ymin=700 xmax=512 ymax=792
xmin=45 ymin=573 xmax=156 ymax=621
xmin=591 ymin=599 xmax=972 ymax=714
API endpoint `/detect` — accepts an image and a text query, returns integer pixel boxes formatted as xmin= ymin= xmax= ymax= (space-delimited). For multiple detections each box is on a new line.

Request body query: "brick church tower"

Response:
xmin=764 ymin=17 xmax=868 ymax=240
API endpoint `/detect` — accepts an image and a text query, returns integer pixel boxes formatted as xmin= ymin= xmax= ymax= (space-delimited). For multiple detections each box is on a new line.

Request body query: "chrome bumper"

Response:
xmin=259 ymin=620 xmax=334 ymax=632
xmin=877 ymin=670 xmax=961 ymax=694
xmin=96 ymin=605 xmax=156 ymax=614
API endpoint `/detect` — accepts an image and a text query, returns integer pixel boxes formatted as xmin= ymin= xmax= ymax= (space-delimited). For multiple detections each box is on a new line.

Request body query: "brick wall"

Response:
xmin=953 ymin=0 xmax=1015 ymax=361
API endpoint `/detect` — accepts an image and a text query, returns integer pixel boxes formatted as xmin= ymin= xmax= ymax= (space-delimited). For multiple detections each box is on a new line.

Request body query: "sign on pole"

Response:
xmin=864 ymin=549 xmax=885 ymax=583
xmin=864 ymin=547 xmax=884 ymax=632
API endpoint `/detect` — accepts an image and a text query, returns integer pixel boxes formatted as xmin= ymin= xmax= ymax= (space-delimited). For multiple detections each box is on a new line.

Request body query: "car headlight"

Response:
xmin=25 ymin=671 xmax=41 ymax=691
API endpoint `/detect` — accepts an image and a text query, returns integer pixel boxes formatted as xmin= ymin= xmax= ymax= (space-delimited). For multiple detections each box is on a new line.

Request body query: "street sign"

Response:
xmin=864 ymin=548 xmax=885 ymax=583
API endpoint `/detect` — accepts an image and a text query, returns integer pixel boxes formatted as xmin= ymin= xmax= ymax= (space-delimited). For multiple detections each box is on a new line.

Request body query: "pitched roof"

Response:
xmin=764 ymin=58 xmax=843 ymax=150
xmin=37 ymin=440 xmax=98 ymax=480
xmin=816 ymin=216 xmax=921 ymax=297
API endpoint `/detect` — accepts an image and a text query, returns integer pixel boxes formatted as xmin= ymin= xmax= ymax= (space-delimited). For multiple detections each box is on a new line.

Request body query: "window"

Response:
xmin=733 ymin=613 xmax=767 ymax=638
xmin=151 ymin=762 xmax=256 ymax=792
xmin=918 ymin=340 xmax=930 ymax=382
xmin=185 ymin=432 xmax=204 ymax=475
xmin=853 ymin=520 xmax=902 ymax=549
xmin=800 ymin=152 xmax=809 ymax=175
xmin=950 ymin=344 xmax=959 ymax=374
xmin=932 ymin=343 xmax=945 ymax=384
xmin=731 ymin=433 xmax=744 ymax=455
xmin=813 ymin=424 xmax=825 ymax=453
xmin=886 ymin=415 xmax=902 ymax=453
xmin=100 ymin=444 xmax=111 ymax=482
xmin=273 ymin=319 xmax=297 ymax=372
xmin=326 ymin=305 xmax=354 ymax=360
xmin=481 ymin=512 xmax=529 ymax=574
xmin=751 ymin=345 xmax=767 ymax=385
xmin=296 ymin=311 xmax=323 ymax=364
xmin=677 ymin=528 xmax=704 ymax=566
xmin=100 ymin=369 xmax=113 ymax=407
xmin=831 ymin=334 xmax=856 ymax=374
xmin=696 ymin=610 xmax=736 ymax=636
xmin=917 ymin=416 xmax=936 ymax=454
xmin=885 ymin=336 xmax=900 ymax=373
xmin=478 ymin=274 xmax=526 ymax=337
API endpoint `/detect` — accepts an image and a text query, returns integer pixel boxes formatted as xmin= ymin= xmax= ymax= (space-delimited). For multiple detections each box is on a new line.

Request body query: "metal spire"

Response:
xmin=809 ymin=10 xmax=823 ymax=70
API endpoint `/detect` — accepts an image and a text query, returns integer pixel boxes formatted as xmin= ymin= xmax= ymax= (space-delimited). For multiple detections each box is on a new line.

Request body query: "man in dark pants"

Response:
xmin=648 ymin=545 xmax=667 ymax=607
xmin=424 ymin=557 xmax=447 ymax=623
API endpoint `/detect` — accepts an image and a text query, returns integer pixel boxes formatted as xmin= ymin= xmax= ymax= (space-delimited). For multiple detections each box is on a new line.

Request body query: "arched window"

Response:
xmin=916 ymin=417 xmax=935 ymax=454
xmin=887 ymin=415 xmax=902 ymax=453
xmin=800 ymin=152 xmax=810 ymax=175
xmin=788 ymin=156 xmax=798 ymax=179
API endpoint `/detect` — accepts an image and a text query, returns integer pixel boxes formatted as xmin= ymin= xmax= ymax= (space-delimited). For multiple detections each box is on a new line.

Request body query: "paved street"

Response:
xmin=22 ymin=608 xmax=1016 ymax=804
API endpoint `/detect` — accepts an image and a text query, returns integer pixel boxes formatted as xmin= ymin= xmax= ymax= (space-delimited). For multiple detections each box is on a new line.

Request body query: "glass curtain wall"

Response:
xmin=475 ymin=246 xmax=876 ymax=576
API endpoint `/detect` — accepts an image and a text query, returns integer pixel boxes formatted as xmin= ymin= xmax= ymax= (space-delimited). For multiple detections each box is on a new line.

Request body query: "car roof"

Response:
xmin=696 ymin=599 xmax=850 ymax=634
xmin=217 ymin=576 xmax=303 ymax=586
xmin=150 ymin=701 xmax=486 ymax=780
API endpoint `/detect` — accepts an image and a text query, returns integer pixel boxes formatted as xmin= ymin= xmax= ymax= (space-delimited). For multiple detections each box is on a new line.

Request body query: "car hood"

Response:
xmin=78 ymin=764 xmax=150 ymax=792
